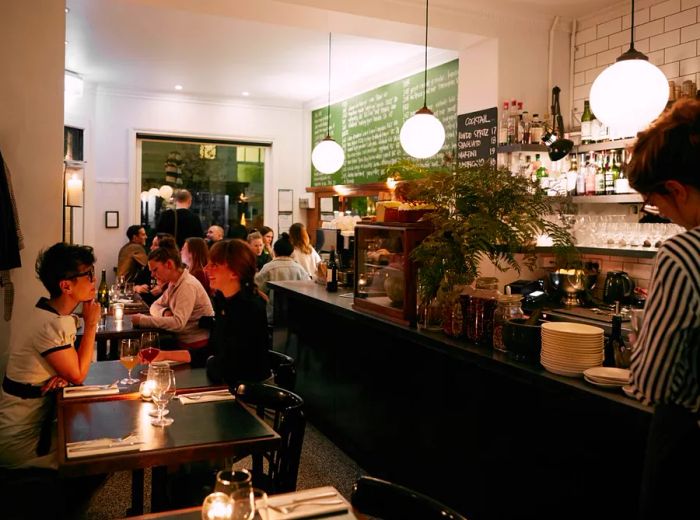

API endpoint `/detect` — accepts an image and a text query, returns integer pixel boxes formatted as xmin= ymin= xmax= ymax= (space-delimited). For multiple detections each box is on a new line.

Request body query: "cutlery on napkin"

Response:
xmin=66 ymin=436 xmax=143 ymax=458
xmin=265 ymin=486 xmax=351 ymax=520
xmin=177 ymin=389 xmax=234 ymax=405
xmin=63 ymin=384 xmax=119 ymax=398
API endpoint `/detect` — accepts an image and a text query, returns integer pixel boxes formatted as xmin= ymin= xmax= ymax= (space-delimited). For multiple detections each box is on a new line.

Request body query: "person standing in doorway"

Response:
xmin=156 ymin=189 xmax=204 ymax=248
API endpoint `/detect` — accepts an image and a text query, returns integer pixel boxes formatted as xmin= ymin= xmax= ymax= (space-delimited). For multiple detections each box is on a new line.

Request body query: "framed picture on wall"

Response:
xmin=105 ymin=211 xmax=119 ymax=228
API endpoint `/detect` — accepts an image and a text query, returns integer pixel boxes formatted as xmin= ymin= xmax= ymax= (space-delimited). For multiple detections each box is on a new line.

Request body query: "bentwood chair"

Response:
xmin=351 ymin=476 xmax=468 ymax=520
xmin=232 ymin=382 xmax=306 ymax=493
xmin=267 ymin=350 xmax=296 ymax=391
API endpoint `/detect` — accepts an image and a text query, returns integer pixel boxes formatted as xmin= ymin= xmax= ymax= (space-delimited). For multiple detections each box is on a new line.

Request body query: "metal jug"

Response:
xmin=603 ymin=271 xmax=635 ymax=305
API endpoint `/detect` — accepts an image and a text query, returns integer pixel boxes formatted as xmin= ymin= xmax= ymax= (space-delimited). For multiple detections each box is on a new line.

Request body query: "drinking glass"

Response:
xmin=123 ymin=282 xmax=134 ymax=300
xmin=150 ymin=367 xmax=175 ymax=426
xmin=140 ymin=332 xmax=161 ymax=375
xmin=231 ymin=487 xmax=267 ymax=520
xmin=119 ymin=339 xmax=140 ymax=385
xmin=214 ymin=469 xmax=252 ymax=496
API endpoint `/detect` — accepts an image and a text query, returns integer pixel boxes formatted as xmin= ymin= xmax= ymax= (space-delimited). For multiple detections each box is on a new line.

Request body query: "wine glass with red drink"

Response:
xmin=139 ymin=332 xmax=160 ymax=374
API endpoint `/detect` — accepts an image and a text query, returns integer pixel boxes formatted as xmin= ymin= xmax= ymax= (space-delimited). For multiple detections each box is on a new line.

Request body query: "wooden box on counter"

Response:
xmin=353 ymin=222 xmax=431 ymax=326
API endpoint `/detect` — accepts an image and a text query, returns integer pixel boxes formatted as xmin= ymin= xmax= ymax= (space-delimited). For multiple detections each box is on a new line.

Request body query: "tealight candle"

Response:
xmin=139 ymin=380 xmax=156 ymax=400
xmin=201 ymin=492 xmax=233 ymax=520
xmin=113 ymin=303 xmax=124 ymax=321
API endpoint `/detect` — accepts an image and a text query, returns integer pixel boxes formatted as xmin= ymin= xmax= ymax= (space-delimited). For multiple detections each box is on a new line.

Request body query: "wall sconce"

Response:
xmin=65 ymin=170 xmax=83 ymax=208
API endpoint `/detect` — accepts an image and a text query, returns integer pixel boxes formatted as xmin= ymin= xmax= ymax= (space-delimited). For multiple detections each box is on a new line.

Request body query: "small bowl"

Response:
xmin=502 ymin=318 xmax=542 ymax=362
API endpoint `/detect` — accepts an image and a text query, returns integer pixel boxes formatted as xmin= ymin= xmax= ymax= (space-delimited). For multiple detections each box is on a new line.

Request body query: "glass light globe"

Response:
xmin=148 ymin=187 xmax=160 ymax=197
xmin=400 ymin=108 xmax=445 ymax=159
xmin=312 ymin=137 xmax=345 ymax=174
xmin=140 ymin=191 xmax=149 ymax=202
xmin=159 ymin=185 xmax=173 ymax=200
xmin=590 ymin=58 xmax=668 ymax=138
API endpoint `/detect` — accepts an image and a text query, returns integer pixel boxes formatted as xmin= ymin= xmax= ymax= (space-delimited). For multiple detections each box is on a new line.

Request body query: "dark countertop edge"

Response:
xmin=269 ymin=280 xmax=651 ymax=415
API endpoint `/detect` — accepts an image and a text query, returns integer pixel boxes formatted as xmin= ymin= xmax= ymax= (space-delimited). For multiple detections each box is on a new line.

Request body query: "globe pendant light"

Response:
xmin=312 ymin=33 xmax=345 ymax=174
xmin=400 ymin=0 xmax=445 ymax=159
xmin=589 ymin=0 xmax=668 ymax=138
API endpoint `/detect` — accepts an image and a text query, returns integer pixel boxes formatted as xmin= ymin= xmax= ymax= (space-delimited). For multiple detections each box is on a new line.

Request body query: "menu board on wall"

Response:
xmin=456 ymin=107 xmax=498 ymax=169
xmin=311 ymin=59 xmax=459 ymax=187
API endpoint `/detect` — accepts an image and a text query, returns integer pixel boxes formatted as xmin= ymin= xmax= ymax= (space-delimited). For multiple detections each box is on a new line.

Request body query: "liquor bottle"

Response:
xmin=516 ymin=102 xmax=524 ymax=143
xmin=567 ymin=154 xmax=579 ymax=195
xmin=498 ymin=101 xmax=510 ymax=146
xmin=326 ymin=247 xmax=338 ymax=292
xmin=581 ymin=100 xmax=592 ymax=144
xmin=530 ymin=114 xmax=544 ymax=144
xmin=614 ymin=152 xmax=629 ymax=193
xmin=575 ymin=155 xmax=586 ymax=195
xmin=604 ymin=154 xmax=615 ymax=195
xmin=584 ymin=155 xmax=596 ymax=195
xmin=520 ymin=110 xmax=531 ymax=144
xmin=535 ymin=154 xmax=549 ymax=191
xmin=507 ymin=100 xmax=518 ymax=145
xmin=590 ymin=110 xmax=601 ymax=142
xmin=97 ymin=269 xmax=109 ymax=307
xmin=594 ymin=154 xmax=606 ymax=195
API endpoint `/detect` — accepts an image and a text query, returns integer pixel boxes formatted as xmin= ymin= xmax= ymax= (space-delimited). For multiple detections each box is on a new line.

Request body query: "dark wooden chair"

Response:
xmin=268 ymin=350 xmax=296 ymax=391
xmin=232 ymin=382 xmax=306 ymax=494
xmin=351 ymin=476 xmax=468 ymax=520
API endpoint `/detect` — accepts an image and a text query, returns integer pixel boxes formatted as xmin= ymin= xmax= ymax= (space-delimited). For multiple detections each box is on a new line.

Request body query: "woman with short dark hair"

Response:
xmin=626 ymin=98 xmax=700 ymax=520
xmin=203 ymin=239 xmax=271 ymax=386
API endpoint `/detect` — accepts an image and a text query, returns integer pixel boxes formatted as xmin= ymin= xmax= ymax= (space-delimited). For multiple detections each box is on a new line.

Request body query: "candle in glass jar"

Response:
xmin=201 ymin=492 xmax=233 ymax=520
xmin=139 ymin=380 xmax=156 ymax=399
xmin=113 ymin=303 xmax=124 ymax=321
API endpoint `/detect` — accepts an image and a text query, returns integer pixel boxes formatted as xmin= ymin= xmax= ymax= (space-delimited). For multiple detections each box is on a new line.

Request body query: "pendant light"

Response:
xmin=312 ymin=33 xmax=345 ymax=174
xmin=589 ymin=0 xmax=668 ymax=138
xmin=400 ymin=0 xmax=445 ymax=159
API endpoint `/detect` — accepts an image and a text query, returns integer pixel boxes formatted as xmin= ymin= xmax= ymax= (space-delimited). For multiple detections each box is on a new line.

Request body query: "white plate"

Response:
xmin=541 ymin=363 xmax=584 ymax=377
xmin=584 ymin=375 xmax=626 ymax=388
xmin=622 ymin=385 xmax=636 ymax=398
xmin=583 ymin=367 xmax=630 ymax=382
xmin=541 ymin=322 xmax=605 ymax=336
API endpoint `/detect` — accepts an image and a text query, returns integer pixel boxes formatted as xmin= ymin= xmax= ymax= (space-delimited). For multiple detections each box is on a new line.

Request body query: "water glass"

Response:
xmin=231 ymin=487 xmax=268 ymax=520
xmin=150 ymin=367 xmax=175 ymax=426
xmin=214 ymin=469 xmax=252 ymax=496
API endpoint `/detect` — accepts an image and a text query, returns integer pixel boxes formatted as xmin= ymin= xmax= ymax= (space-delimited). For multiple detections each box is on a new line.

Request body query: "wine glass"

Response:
xmin=119 ymin=339 xmax=140 ymax=385
xmin=150 ymin=367 xmax=175 ymax=426
xmin=140 ymin=332 xmax=160 ymax=375
xmin=123 ymin=282 xmax=134 ymax=300
xmin=231 ymin=486 xmax=267 ymax=520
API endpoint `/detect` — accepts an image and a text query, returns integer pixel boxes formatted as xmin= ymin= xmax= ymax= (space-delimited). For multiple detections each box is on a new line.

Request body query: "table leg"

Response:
xmin=151 ymin=465 xmax=168 ymax=512
xmin=129 ymin=468 xmax=144 ymax=515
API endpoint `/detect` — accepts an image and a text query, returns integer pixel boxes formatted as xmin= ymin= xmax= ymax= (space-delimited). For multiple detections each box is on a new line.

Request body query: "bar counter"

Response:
xmin=270 ymin=280 xmax=651 ymax=520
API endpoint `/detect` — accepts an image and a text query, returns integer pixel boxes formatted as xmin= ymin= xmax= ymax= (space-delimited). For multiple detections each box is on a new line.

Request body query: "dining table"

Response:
xmin=57 ymin=364 xmax=280 ymax=514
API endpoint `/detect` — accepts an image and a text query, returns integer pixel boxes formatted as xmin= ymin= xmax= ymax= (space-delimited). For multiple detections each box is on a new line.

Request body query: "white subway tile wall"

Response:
xmin=574 ymin=0 xmax=700 ymax=122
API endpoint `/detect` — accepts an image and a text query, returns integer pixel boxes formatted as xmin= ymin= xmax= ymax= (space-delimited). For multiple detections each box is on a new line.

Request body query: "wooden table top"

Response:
xmin=57 ymin=396 xmax=280 ymax=477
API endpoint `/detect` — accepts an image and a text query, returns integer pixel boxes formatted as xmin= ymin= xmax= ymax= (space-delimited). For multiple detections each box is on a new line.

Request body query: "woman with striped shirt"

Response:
xmin=627 ymin=98 xmax=700 ymax=520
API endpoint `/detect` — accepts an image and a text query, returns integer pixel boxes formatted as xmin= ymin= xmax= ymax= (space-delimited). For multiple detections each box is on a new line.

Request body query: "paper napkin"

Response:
xmin=178 ymin=390 xmax=234 ymax=405
xmin=63 ymin=385 xmax=120 ymax=398
xmin=266 ymin=486 xmax=353 ymax=520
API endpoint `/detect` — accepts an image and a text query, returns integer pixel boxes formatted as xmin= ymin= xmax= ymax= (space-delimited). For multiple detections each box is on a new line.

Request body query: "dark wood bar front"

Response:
xmin=270 ymin=280 xmax=652 ymax=520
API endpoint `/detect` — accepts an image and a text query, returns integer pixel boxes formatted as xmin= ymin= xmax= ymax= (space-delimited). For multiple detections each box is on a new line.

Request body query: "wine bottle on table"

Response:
xmin=326 ymin=247 xmax=338 ymax=293
xmin=98 ymin=269 xmax=109 ymax=307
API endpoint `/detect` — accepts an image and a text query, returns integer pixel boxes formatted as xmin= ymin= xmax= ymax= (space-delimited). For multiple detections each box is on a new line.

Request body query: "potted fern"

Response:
xmin=383 ymin=160 xmax=577 ymax=309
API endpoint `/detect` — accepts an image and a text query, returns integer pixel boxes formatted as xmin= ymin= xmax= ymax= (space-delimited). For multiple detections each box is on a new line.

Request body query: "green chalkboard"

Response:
xmin=311 ymin=59 xmax=459 ymax=186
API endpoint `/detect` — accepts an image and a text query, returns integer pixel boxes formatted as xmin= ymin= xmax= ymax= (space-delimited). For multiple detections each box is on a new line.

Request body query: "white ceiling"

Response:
xmin=64 ymin=0 xmax=613 ymax=108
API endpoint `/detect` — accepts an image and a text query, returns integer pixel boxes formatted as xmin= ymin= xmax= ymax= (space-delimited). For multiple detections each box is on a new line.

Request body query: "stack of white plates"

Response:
xmin=540 ymin=322 xmax=605 ymax=377
xmin=583 ymin=367 xmax=631 ymax=388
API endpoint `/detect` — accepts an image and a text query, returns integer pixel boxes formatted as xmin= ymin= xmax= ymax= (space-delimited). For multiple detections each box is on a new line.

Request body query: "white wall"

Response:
xmin=573 ymin=0 xmax=700 ymax=119
xmin=0 ymin=1 xmax=65 ymax=372
xmin=66 ymin=90 xmax=306 ymax=281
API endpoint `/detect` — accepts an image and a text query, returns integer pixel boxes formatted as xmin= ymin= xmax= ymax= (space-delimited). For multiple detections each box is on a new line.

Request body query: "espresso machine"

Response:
xmin=315 ymin=228 xmax=355 ymax=287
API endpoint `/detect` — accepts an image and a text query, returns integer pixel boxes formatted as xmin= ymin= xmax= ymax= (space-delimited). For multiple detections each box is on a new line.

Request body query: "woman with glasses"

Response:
xmin=626 ymin=98 xmax=700 ymax=520
xmin=0 ymin=243 xmax=99 ymax=469
xmin=202 ymin=239 xmax=271 ymax=387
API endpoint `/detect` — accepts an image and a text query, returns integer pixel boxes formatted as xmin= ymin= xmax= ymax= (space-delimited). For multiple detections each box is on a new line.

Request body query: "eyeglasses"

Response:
xmin=67 ymin=266 xmax=95 ymax=283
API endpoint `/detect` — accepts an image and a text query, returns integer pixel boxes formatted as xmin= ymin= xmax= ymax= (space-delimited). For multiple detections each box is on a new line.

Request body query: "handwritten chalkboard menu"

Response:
xmin=311 ymin=59 xmax=458 ymax=187
xmin=456 ymin=107 xmax=498 ymax=169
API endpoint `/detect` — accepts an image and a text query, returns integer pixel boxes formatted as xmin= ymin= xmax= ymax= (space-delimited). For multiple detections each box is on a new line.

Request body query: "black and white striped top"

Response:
xmin=630 ymin=226 xmax=700 ymax=413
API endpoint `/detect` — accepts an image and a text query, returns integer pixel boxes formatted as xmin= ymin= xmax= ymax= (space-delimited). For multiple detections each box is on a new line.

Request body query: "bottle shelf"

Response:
xmin=497 ymin=144 xmax=548 ymax=153
xmin=535 ymin=246 xmax=657 ymax=259
xmin=571 ymin=194 xmax=642 ymax=204
xmin=575 ymin=138 xmax=636 ymax=153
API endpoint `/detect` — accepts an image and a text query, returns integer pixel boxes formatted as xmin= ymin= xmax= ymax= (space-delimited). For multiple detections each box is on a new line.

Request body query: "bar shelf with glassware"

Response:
xmin=571 ymin=194 xmax=642 ymax=204
xmin=535 ymin=246 xmax=657 ymax=259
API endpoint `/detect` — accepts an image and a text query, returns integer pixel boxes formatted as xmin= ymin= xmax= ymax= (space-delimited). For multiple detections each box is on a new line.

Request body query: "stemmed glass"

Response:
xmin=140 ymin=332 xmax=160 ymax=375
xmin=119 ymin=339 xmax=140 ymax=385
xmin=231 ymin=487 xmax=268 ymax=520
xmin=150 ymin=367 xmax=175 ymax=426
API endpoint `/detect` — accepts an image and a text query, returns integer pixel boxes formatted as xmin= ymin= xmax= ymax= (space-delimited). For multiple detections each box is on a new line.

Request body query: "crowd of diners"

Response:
xmin=1 ymin=100 xmax=699 ymax=519
xmin=0 ymin=188 xmax=325 ymax=482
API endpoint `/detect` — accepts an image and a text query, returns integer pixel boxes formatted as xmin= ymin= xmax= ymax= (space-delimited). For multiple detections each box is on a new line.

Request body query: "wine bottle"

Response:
xmin=97 ymin=269 xmax=109 ymax=307
xmin=581 ymin=100 xmax=592 ymax=144
xmin=326 ymin=247 xmax=338 ymax=293
xmin=607 ymin=314 xmax=630 ymax=368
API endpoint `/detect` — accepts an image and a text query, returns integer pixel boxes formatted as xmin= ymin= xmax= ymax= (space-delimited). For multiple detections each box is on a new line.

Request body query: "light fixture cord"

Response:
xmin=327 ymin=33 xmax=332 ymax=138
xmin=423 ymin=0 xmax=429 ymax=108
xmin=629 ymin=0 xmax=636 ymax=50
